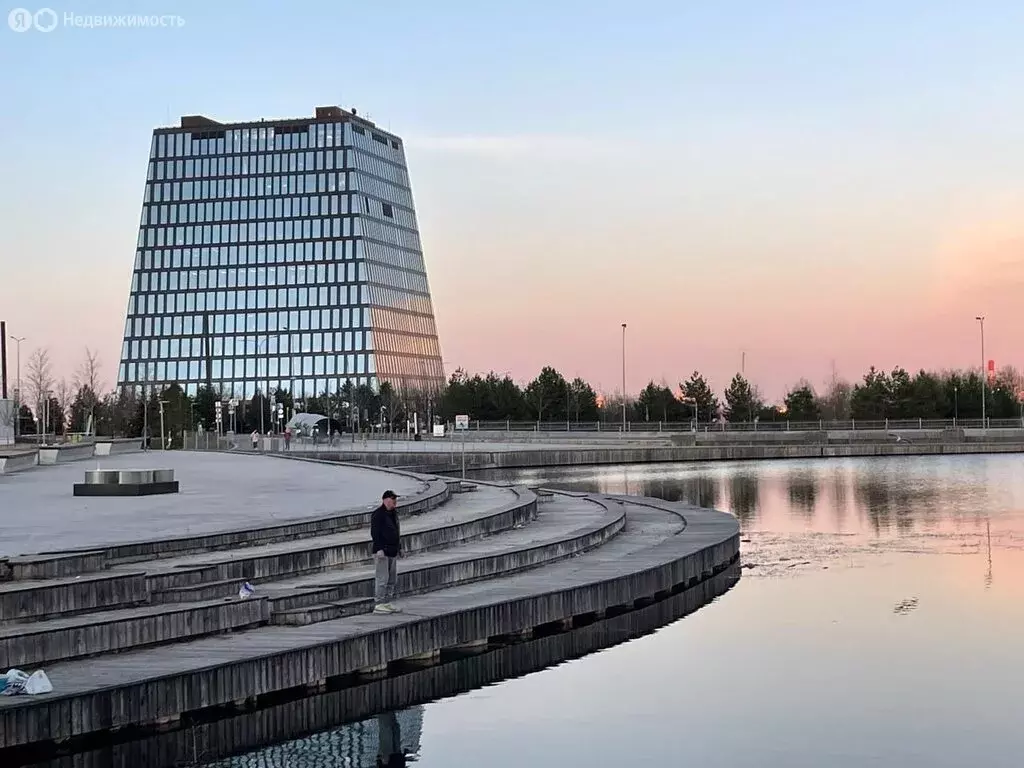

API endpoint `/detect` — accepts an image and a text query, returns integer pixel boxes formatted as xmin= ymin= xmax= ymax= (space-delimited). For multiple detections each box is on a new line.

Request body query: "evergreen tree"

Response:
xmin=681 ymin=371 xmax=720 ymax=423
xmin=783 ymin=382 xmax=820 ymax=421
xmin=723 ymin=374 xmax=762 ymax=422
xmin=524 ymin=367 xmax=569 ymax=422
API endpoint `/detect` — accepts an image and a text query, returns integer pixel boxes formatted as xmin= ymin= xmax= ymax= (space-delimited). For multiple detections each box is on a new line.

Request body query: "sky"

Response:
xmin=2 ymin=0 xmax=1023 ymax=401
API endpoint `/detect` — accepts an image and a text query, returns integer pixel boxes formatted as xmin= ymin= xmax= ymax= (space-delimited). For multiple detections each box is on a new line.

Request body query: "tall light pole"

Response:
xmin=9 ymin=335 xmax=24 ymax=437
xmin=159 ymin=399 xmax=169 ymax=450
xmin=621 ymin=323 xmax=627 ymax=431
xmin=976 ymin=316 xmax=986 ymax=430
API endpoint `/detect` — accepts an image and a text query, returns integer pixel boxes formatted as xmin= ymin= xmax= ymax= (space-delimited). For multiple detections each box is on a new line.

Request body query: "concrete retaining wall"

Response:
xmin=302 ymin=440 xmax=1024 ymax=472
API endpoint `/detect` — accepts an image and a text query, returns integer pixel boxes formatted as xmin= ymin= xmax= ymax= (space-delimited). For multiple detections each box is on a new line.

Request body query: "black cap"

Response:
xmin=382 ymin=490 xmax=398 ymax=500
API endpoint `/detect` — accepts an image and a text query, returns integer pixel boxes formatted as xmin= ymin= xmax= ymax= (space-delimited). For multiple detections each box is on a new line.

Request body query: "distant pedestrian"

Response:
xmin=371 ymin=490 xmax=402 ymax=614
xmin=251 ymin=430 xmax=259 ymax=450
xmin=284 ymin=428 xmax=291 ymax=451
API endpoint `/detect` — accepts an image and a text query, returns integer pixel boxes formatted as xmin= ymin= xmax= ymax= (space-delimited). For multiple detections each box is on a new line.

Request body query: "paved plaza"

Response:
xmin=0 ymin=452 xmax=423 ymax=557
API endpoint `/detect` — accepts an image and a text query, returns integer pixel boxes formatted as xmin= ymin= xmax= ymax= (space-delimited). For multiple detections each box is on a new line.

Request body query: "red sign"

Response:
xmin=988 ymin=360 xmax=995 ymax=381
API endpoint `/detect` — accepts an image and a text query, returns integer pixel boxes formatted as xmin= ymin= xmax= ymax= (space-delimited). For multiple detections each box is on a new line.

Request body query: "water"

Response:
xmin=18 ymin=455 xmax=1024 ymax=767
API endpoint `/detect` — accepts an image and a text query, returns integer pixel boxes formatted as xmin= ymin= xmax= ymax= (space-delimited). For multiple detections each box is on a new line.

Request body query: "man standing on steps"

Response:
xmin=371 ymin=490 xmax=402 ymax=614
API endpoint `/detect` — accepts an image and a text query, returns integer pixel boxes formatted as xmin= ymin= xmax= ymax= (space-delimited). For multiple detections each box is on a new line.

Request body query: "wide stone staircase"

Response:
xmin=0 ymin=473 xmax=624 ymax=672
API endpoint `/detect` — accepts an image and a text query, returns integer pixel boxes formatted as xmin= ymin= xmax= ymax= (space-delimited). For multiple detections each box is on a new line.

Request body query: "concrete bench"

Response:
xmin=38 ymin=443 xmax=95 ymax=465
xmin=94 ymin=438 xmax=142 ymax=457
xmin=0 ymin=452 xmax=38 ymax=475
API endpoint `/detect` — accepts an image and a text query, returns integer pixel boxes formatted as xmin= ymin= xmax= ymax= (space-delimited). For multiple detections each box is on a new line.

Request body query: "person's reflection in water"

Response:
xmin=377 ymin=710 xmax=407 ymax=766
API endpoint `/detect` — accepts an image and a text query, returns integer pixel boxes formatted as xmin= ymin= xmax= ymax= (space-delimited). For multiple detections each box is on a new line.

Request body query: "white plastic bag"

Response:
xmin=3 ymin=669 xmax=29 ymax=696
xmin=25 ymin=670 xmax=53 ymax=695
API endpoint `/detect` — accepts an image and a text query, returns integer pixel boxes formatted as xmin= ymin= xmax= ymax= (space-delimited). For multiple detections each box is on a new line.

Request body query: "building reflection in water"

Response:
xmin=7 ymin=568 xmax=739 ymax=768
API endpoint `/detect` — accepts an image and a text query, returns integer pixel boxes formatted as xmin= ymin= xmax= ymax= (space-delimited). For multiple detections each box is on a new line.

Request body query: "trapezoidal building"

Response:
xmin=117 ymin=106 xmax=444 ymax=400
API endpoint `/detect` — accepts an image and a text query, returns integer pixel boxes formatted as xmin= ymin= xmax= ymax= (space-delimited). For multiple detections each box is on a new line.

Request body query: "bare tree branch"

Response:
xmin=75 ymin=347 xmax=104 ymax=395
xmin=55 ymin=378 xmax=73 ymax=433
xmin=25 ymin=348 xmax=54 ymax=414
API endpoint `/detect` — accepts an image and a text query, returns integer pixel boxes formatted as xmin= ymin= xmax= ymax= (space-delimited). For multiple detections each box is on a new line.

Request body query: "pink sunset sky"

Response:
xmin=2 ymin=2 xmax=1022 ymax=402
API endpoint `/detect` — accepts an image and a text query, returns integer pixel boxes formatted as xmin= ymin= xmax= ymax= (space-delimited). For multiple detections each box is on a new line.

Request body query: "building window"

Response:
xmin=381 ymin=202 xmax=393 ymax=219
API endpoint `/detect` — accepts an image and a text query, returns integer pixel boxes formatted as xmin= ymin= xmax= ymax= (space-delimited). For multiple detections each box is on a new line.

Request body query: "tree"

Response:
xmin=990 ymin=368 xmax=1022 ymax=419
xmin=46 ymin=395 xmax=65 ymax=436
xmin=55 ymin=379 xmax=73 ymax=434
xmin=524 ymin=367 xmax=568 ymax=422
xmin=888 ymin=367 xmax=914 ymax=419
xmin=819 ymin=370 xmax=852 ymax=421
xmin=681 ymin=371 xmax=719 ymax=423
xmin=907 ymin=370 xmax=947 ymax=420
xmin=74 ymin=348 xmax=103 ymax=433
xmin=636 ymin=381 xmax=685 ymax=422
xmin=25 ymin=348 xmax=54 ymax=419
xmin=568 ymin=377 xmax=600 ymax=422
xmin=102 ymin=388 xmax=143 ymax=437
xmin=68 ymin=385 xmax=97 ymax=434
xmin=17 ymin=404 xmax=35 ymax=434
xmin=783 ymin=382 xmax=820 ymax=422
xmin=193 ymin=385 xmax=220 ymax=432
xmin=849 ymin=367 xmax=892 ymax=420
xmin=723 ymin=373 xmax=763 ymax=423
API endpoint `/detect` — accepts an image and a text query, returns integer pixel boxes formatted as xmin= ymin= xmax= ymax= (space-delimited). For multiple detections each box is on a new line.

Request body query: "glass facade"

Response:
xmin=117 ymin=107 xmax=444 ymax=399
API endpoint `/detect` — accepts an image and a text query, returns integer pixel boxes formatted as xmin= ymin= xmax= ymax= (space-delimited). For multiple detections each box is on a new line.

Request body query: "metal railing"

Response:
xmin=452 ymin=418 xmax=1024 ymax=433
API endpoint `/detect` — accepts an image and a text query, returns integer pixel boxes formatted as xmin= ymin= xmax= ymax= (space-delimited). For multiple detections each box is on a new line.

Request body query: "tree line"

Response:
xmin=7 ymin=347 xmax=1023 ymax=443
xmin=440 ymin=365 xmax=1024 ymax=423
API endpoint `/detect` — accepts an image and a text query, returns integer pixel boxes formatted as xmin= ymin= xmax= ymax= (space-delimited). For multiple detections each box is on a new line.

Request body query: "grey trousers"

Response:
xmin=374 ymin=555 xmax=398 ymax=604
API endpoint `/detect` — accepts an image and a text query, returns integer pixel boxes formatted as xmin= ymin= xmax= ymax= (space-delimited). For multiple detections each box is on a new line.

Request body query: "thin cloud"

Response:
xmin=405 ymin=134 xmax=621 ymax=158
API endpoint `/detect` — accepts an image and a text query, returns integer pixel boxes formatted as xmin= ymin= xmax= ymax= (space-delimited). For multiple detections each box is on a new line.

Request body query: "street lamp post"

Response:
xmin=976 ymin=316 xmax=986 ymax=430
xmin=159 ymin=399 xmax=169 ymax=450
xmin=9 ymin=335 xmax=24 ymax=437
xmin=621 ymin=323 xmax=627 ymax=432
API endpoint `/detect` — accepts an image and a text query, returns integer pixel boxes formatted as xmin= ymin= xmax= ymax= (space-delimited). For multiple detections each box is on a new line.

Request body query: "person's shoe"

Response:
xmin=383 ymin=603 xmax=402 ymax=613
xmin=373 ymin=603 xmax=393 ymax=614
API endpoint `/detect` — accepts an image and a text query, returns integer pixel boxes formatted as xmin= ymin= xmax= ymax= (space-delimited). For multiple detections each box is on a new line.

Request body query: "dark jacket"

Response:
xmin=370 ymin=504 xmax=401 ymax=558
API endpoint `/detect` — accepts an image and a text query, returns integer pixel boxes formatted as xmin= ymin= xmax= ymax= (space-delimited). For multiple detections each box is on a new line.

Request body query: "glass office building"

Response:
xmin=117 ymin=106 xmax=445 ymax=400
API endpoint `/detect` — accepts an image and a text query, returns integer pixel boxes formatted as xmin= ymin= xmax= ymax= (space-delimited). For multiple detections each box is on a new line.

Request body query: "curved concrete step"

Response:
xmin=272 ymin=597 xmax=375 ymax=626
xmin=0 ymin=493 xmax=622 ymax=666
xmin=0 ymin=597 xmax=269 ymax=669
xmin=0 ymin=485 xmax=535 ymax=635
xmin=0 ymin=572 xmax=148 ymax=624
xmin=3 ymin=475 xmax=454 ymax=580
xmin=139 ymin=485 xmax=537 ymax=596
xmin=267 ymin=495 xmax=625 ymax=623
